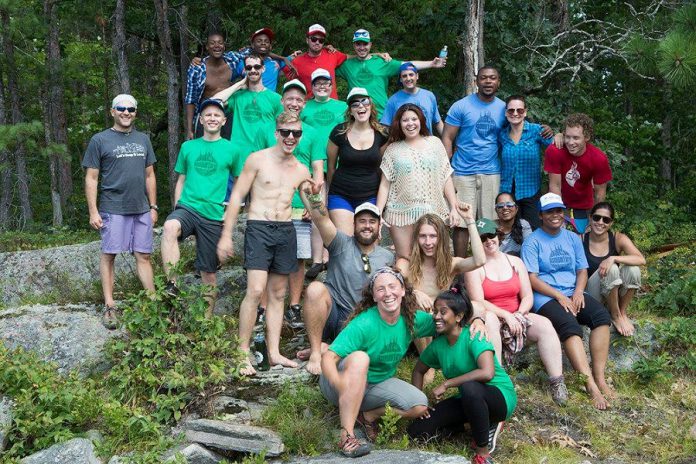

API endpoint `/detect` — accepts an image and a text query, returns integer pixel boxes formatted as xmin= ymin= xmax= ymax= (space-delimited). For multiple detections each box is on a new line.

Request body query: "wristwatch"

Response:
xmin=149 ymin=204 xmax=159 ymax=211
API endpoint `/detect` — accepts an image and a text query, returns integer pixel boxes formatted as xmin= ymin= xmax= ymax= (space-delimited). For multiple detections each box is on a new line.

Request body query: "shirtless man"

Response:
xmin=217 ymin=111 xmax=311 ymax=376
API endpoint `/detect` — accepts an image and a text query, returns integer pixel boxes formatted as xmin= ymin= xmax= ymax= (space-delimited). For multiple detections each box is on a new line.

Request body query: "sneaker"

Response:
xmin=101 ymin=305 xmax=120 ymax=330
xmin=305 ymin=262 xmax=326 ymax=280
xmin=550 ymin=379 xmax=569 ymax=406
xmin=487 ymin=421 xmax=504 ymax=454
xmin=164 ymin=280 xmax=180 ymax=298
xmin=285 ymin=304 xmax=303 ymax=328
xmin=472 ymin=453 xmax=494 ymax=464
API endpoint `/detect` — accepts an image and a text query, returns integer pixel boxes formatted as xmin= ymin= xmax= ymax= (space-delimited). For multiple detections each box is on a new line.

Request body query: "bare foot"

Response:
xmin=240 ymin=357 xmax=257 ymax=376
xmin=296 ymin=347 xmax=311 ymax=361
xmin=596 ymin=379 xmax=617 ymax=400
xmin=586 ymin=383 xmax=609 ymax=410
xmin=423 ymin=368 xmax=435 ymax=386
xmin=612 ymin=317 xmax=629 ymax=336
xmin=305 ymin=351 xmax=322 ymax=375
xmin=622 ymin=315 xmax=635 ymax=336
xmin=269 ymin=353 xmax=299 ymax=368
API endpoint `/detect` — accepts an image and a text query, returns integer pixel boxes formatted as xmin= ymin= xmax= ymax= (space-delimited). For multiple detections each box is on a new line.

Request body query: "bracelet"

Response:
xmin=465 ymin=220 xmax=475 ymax=227
xmin=471 ymin=316 xmax=485 ymax=324
xmin=149 ymin=204 xmax=159 ymax=211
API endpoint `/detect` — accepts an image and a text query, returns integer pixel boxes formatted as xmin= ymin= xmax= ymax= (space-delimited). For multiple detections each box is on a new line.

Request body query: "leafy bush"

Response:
xmin=638 ymin=246 xmax=696 ymax=317
xmin=632 ymin=317 xmax=696 ymax=383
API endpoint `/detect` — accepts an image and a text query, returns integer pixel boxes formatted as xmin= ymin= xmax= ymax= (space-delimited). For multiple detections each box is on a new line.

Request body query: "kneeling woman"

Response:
xmin=409 ymin=282 xmax=516 ymax=464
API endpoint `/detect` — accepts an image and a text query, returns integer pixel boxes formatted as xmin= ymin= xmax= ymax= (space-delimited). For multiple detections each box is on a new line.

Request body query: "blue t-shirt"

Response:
xmin=521 ymin=228 xmax=588 ymax=311
xmin=380 ymin=88 xmax=442 ymax=134
xmin=445 ymin=94 xmax=505 ymax=176
xmin=235 ymin=54 xmax=286 ymax=92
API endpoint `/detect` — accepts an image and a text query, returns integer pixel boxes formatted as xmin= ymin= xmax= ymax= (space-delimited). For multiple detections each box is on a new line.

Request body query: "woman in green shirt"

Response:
xmin=409 ymin=280 xmax=517 ymax=464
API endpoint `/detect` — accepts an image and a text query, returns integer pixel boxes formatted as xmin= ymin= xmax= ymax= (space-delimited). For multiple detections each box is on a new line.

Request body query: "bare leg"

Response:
xmin=413 ymin=337 xmax=435 ymax=385
xmin=362 ymin=404 xmax=429 ymax=423
xmin=485 ymin=312 xmax=503 ymax=365
xmin=329 ymin=209 xmax=355 ymax=236
xmin=100 ymin=253 xmax=116 ymax=307
xmin=526 ymin=313 xmax=563 ymax=378
xmin=265 ymin=273 xmax=297 ymax=368
xmin=288 ymin=259 xmax=304 ymax=306
xmin=453 ymin=227 xmax=469 ymax=258
xmin=390 ymin=224 xmax=415 ymax=260
xmin=605 ymin=286 xmax=629 ymax=336
xmin=335 ymin=351 xmax=370 ymax=444
xmin=563 ymin=335 xmax=608 ymax=410
xmin=301 ymin=281 xmax=332 ymax=375
xmin=200 ymin=271 xmax=217 ymax=317
xmin=133 ymin=252 xmax=155 ymax=294
xmin=618 ymin=288 xmax=636 ymax=336
xmin=161 ymin=219 xmax=182 ymax=279
xmin=238 ymin=270 xmax=269 ymax=376
xmin=589 ymin=325 xmax=615 ymax=399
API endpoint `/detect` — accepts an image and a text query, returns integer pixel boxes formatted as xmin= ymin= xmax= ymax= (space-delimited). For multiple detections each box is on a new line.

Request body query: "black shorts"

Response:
xmin=166 ymin=205 xmax=222 ymax=273
xmin=244 ymin=220 xmax=298 ymax=275
xmin=537 ymin=293 xmax=611 ymax=342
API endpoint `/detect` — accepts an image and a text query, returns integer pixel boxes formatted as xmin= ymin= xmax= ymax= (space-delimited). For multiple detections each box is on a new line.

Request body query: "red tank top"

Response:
xmin=481 ymin=255 xmax=521 ymax=313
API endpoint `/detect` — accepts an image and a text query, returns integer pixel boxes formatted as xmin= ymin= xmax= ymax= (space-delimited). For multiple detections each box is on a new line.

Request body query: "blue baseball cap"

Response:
xmin=198 ymin=98 xmax=225 ymax=113
xmin=399 ymin=62 xmax=418 ymax=74
xmin=539 ymin=192 xmax=566 ymax=211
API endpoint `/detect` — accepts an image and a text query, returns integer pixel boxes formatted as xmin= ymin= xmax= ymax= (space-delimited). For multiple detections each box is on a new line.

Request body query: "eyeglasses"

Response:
xmin=591 ymin=214 xmax=613 ymax=224
xmin=277 ymin=128 xmax=303 ymax=138
xmin=480 ymin=233 xmax=497 ymax=241
xmin=244 ymin=64 xmax=263 ymax=71
xmin=506 ymin=108 xmax=525 ymax=115
xmin=361 ymin=254 xmax=371 ymax=274
xmin=495 ymin=201 xmax=517 ymax=209
xmin=309 ymin=36 xmax=325 ymax=44
xmin=114 ymin=106 xmax=136 ymax=113
xmin=349 ymin=98 xmax=371 ymax=109
xmin=313 ymin=80 xmax=331 ymax=87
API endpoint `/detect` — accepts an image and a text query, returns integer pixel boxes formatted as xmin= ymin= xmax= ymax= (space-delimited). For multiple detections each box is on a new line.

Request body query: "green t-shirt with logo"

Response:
xmin=302 ymin=98 xmax=348 ymax=148
xmin=329 ymin=307 xmax=435 ymax=384
xmin=175 ymin=137 xmax=238 ymax=221
xmin=420 ymin=327 xmax=517 ymax=419
xmin=226 ymin=88 xmax=282 ymax=169
xmin=336 ymin=56 xmax=403 ymax=118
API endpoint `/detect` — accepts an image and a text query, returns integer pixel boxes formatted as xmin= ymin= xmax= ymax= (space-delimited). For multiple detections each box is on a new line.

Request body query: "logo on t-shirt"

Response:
xmin=312 ymin=109 xmax=337 ymax=126
xmin=549 ymin=244 xmax=572 ymax=269
xmin=380 ymin=338 xmax=403 ymax=364
xmin=357 ymin=68 xmax=374 ymax=83
xmin=113 ymin=143 xmax=146 ymax=159
xmin=194 ymin=151 xmax=218 ymax=176
xmin=565 ymin=161 xmax=581 ymax=187
xmin=242 ymin=104 xmax=262 ymax=123
xmin=475 ymin=111 xmax=497 ymax=139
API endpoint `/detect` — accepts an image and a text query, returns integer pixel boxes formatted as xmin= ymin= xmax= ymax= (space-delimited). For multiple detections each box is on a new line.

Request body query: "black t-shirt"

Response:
xmin=328 ymin=123 xmax=388 ymax=201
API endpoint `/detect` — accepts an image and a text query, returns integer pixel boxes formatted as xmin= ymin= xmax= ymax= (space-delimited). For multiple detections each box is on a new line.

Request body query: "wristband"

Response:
xmin=465 ymin=220 xmax=475 ymax=227
xmin=149 ymin=205 xmax=159 ymax=211
xmin=471 ymin=316 xmax=485 ymax=324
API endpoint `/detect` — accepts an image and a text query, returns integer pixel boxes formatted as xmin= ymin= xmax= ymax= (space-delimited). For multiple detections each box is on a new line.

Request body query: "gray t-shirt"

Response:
xmin=499 ymin=218 xmax=532 ymax=257
xmin=82 ymin=128 xmax=156 ymax=215
xmin=324 ymin=231 xmax=394 ymax=312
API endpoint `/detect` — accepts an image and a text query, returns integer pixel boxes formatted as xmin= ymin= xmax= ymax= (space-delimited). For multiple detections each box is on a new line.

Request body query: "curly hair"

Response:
xmin=346 ymin=267 xmax=419 ymax=336
xmin=408 ymin=214 xmax=453 ymax=291
xmin=563 ymin=113 xmax=594 ymax=141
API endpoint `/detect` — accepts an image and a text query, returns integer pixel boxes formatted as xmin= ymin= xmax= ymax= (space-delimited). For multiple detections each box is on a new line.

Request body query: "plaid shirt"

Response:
xmin=184 ymin=50 xmax=248 ymax=115
xmin=499 ymin=121 xmax=552 ymax=199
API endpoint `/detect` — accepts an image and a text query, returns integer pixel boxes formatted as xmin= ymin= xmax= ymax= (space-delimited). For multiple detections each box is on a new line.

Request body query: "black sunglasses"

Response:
xmin=277 ymin=128 xmax=303 ymax=138
xmin=361 ymin=254 xmax=371 ymax=274
xmin=592 ymin=214 xmax=613 ymax=224
xmin=480 ymin=233 xmax=497 ymax=241
xmin=114 ymin=106 xmax=136 ymax=113
xmin=309 ymin=36 xmax=325 ymax=44
xmin=349 ymin=98 xmax=371 ymax=109
xmin=244 ymin=64 xmax=263 ymax=71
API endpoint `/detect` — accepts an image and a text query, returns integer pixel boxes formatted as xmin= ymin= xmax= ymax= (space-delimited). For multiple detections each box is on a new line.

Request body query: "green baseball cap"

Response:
xmin=476 ymin=218 xmax=498 ymax=236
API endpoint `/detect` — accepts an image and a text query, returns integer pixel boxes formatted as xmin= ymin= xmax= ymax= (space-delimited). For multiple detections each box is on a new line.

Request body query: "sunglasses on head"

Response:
xmin=277 ymin=128 xmax=303 ymax=138
xmin=349 ymin=98 xmax=371 ymax=109
xmin=114 ymin=106 xmax=136 ymax=113
xmin=361 ymin=253 xmax=371 ymax=274
xmin=592 ymin=214 xmax=613 ymax=224
xmin=506 ymin=108 xmax=525 ymax=115
xmin=495 ymin=201 xmax=516 ymax=209
xmin=244 ymin=64 xmax=263 ymax=71
xmin=309 ymin=36 xmax=325 ymax=44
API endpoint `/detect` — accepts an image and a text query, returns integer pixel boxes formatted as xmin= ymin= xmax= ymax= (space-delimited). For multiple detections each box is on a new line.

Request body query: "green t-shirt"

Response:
xmin=258 ymin=123 xmax=326 ymax=208
xmin=329 ymin=307 xmax=435 ymax=384
xmin=336 ymin=56 xmax=403 ymax=118
xmin=175 ymin=138 xmax=238 ymax=221
xmin=302 ymin=98 xmax=348 ymax=148
xmin=226 ymin=88 xmax=282 ymax=169
xmin=420 ymin=327 xmax=517 ymax=419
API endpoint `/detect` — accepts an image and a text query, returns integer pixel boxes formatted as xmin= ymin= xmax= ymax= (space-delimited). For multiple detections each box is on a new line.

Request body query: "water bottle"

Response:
xmin=439 ymin=45 xmax=448 ymax=59
xmin=253 ymin=332 xmax=270 ymax=371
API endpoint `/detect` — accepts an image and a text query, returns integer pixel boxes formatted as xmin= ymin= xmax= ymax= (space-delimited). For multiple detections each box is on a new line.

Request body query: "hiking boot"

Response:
xmin=550 ymin=379 xmax=569 ymax=406
xmin=305 ymin=262 xmax=326 ymax=280
xmin=164 ymin=280 xmax=180 ymax=298
xmin=487 ymin=421 xmax=504 ymax=454
xmin=101 ymin=305 xmax=120 ymax=330
xmin=285 ymin=304 xmax=303 ymax=328
xmin=472 ymin=453 xmax=494 ymax=464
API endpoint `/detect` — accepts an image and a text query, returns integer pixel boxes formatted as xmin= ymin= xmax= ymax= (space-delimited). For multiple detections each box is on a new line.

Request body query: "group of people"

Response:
xmin=82 ymin=24 xmax=648 ymax=463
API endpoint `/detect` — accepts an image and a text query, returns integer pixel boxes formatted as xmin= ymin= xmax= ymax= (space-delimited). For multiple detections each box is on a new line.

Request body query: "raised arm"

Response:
xmin=211 ymin=76 xmax=247 ymax=103
xmin=300 ymin=179 xmax=337 ymax=246
xmin=410 ymin=57 xmax=446 ymax=70
xmin=451 ymin=202 xmax=486 ymax=272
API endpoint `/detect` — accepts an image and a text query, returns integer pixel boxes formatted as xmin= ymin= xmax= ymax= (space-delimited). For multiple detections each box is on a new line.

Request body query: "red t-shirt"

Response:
xmin=284 ymin=49 xmax=347 ymax=99
xmin=544 ymin=142 xmax=612 ymax=209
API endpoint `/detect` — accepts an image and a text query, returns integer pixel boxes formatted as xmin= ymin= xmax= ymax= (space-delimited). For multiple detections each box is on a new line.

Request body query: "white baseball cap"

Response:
xmin=354 ymin=202 xmax=380 ymax=218
xmin=539 ymin=192 xmax=566 ymax=211
xmin=307 ymin=24 xmax=326 ymax=37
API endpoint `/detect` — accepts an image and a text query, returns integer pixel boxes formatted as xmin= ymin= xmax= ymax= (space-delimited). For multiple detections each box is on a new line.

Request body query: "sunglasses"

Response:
xmin=309 ymin=36 xmax=325 ymax=44
xmin=480 ymin=233 xmax=497 ymax=241
xmin=114 ymin=106 xmax=136 ymax=113
xmin=361 ymin=254 xmax=371 ymax=274
xmin=349 ymin=98 xmax=371 ymax=109
xmin=244 ymin=64 xmax=263 ymax=71
xmin=506 ymin=108 xmax=525 ymax=115
xmin=592 ymin=214 xmax=613 ymax=224
xmin=277 ymin=128 xmax=303 ymax=138
xmin=313 ymin=80 xmax=331 ymax=87
xmin=495 ymin=201 xmax=517 ymax=209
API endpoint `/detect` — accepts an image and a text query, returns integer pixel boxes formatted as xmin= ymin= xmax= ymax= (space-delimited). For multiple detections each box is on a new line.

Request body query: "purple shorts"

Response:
xmin=100 ymin=211 xmax=153 ymax=254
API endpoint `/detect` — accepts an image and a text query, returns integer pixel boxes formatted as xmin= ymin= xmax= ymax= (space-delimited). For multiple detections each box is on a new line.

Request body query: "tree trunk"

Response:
xmin=153 ymin=0 xmax=181 ymax=205
xmin=462 ymin=0 xmax=485 ymax=95
xmin=177 ymin=3 xmax=189 ymax=104
xmin=112 ymin=0 xmax=130 ymax=93
xmin=0 ymin=55 xmax=13 ymax=231
xmin=0 ymin=8 xmax=33 ymax=226
xmin=554 ymin=0 xmax=569 ymax=32
xmin=660 ymin=82 xmax=673 ymax=189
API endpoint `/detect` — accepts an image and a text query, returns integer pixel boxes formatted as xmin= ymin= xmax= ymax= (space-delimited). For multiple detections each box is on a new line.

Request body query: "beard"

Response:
xmin=354 ymin=229 xmax=378 ymax=246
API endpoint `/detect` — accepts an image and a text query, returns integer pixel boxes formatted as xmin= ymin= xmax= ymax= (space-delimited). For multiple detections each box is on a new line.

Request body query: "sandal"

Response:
xmin=339 ymin=432 xmax=371 ymax=458
xmin=356 ymin=411 xmax=379 ymax=442
xmin=101 ymin=305 xmax=120 ymax=330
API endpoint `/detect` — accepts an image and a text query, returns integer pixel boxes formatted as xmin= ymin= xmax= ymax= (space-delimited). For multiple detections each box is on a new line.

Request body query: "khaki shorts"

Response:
xmin=453 ymin=174 xmax=500 ymax=220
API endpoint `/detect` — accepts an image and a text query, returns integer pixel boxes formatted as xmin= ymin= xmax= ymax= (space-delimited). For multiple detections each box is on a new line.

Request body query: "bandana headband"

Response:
xmin=369 ymin=267 xmax=404 ymax=290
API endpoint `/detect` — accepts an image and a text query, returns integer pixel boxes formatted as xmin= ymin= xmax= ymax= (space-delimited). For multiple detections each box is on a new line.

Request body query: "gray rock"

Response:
xmin=85 ymin=429 xmax=104 ymax=445
xmin=0 ymin=396 xmax=12 ymax=452
xmin=183 ymin=418 xmax=284 ymax=457
xmin=278 ymin=450 xmax=468 ymax=463
xmin=211 ymin=396 xmax=251 ymax=424
xmin=0 ymin=304 xmax=122 ymax=375
xmin=246 ymin=364 xmax=313 ymax=386
xmin=107 ymin=457 xmax=126 ymax=464
xmin=163 ymin=443 xmax=224 ymax=464
xmin=20 ymin=437 xmax=102 ymax=464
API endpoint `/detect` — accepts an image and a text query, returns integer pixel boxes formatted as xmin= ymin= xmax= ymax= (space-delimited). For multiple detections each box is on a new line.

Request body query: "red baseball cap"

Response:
xmin=251 ymin=27 xmax=274 ymax=42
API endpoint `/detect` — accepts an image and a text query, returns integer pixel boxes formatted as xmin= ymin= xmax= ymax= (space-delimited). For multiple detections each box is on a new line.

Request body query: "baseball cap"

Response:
xmin=539 ymin=192 xmax=566 ymax=211
xmin=354 ymin=202 xmax=380 ymax=218
xmin=399 ymin=62 xmax=418 ymax=74
xmin=307 ymin=24 xmax=326 ymax=37
xmin=346 ymin=87 xmax=369 ymax=102
xmin=198 ymin=98 xmax=225 ymax=113
xmin=311 ymin=68 xmax=331 ymax=83
xmin=283 ymin=79 xmax=307 ymax=95
xmin=353 ymin=29 xmax=371 ymax=43
xmin=112 ymin=94 xmax=137 ymax=109
xmin=251 ymin=27 xmax=274 ymax=42
xmin=476 ymin=218 xmax=498 ymax=236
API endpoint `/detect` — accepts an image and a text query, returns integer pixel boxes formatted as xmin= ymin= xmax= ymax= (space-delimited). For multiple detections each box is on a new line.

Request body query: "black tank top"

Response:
xmin=583 ymin=231 xmax=617 ymax=277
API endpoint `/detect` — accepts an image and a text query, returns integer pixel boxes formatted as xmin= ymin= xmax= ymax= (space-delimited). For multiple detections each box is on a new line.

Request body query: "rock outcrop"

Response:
xmin=181 ymin=418 xmax=284 ymax=457
xmin=20 ymin=437 xmax=101 ymax=464
xmin=278 ymin=450 xmax=469 ymax=463
xmin=0 ymin=396 xmax=12 ymax=452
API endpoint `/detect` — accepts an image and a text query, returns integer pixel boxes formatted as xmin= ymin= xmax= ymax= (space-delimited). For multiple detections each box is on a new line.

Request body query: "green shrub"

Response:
xmin=638 ymin=246 xmax=696 ymax=317
xmin=632 ymin=317 xmax=696 ymax=383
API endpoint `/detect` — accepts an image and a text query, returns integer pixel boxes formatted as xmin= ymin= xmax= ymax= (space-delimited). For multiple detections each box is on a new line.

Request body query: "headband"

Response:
xmin=369 ymin=267 xmax=404 ymax=290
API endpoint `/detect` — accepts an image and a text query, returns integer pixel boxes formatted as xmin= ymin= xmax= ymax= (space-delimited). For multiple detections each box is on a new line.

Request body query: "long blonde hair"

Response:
xmin=337 ymin=96 xmax=387 ymax=136
xmin=408 ymin=214 xmax=453 ymax=291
